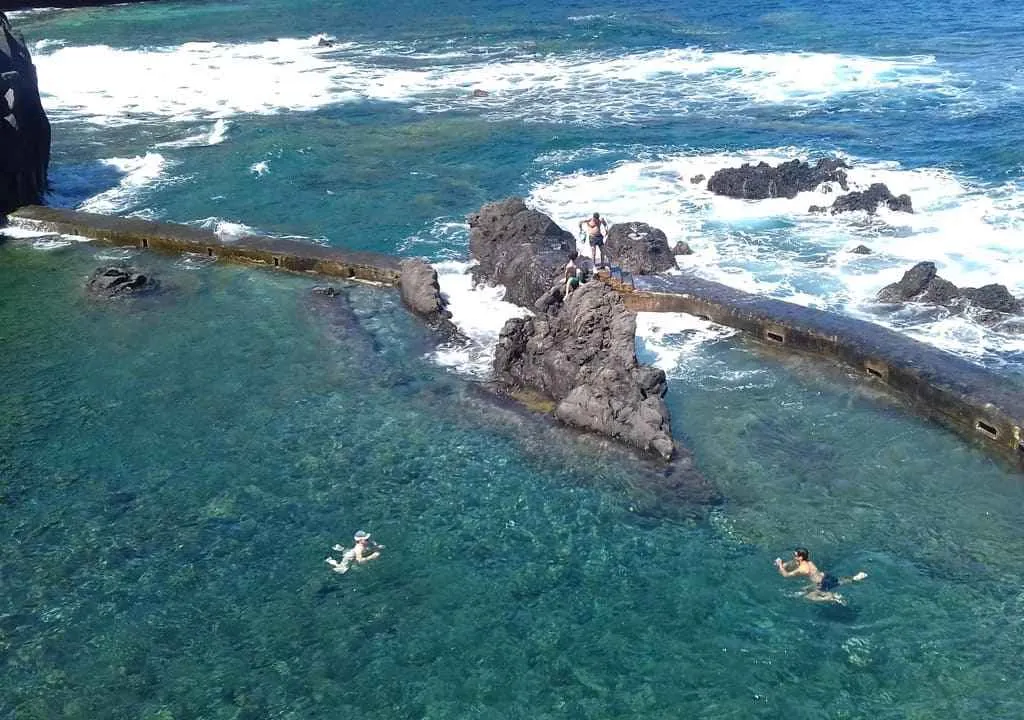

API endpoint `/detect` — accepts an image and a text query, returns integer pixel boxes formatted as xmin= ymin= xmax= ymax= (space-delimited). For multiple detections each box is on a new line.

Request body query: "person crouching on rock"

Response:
xmin=326 ymin=530 xmax=383 ymax=574
xmin=564 ymin=249 xmax=583 ymax=295
xmin=579 ymin=211 xmax=609 ymax=270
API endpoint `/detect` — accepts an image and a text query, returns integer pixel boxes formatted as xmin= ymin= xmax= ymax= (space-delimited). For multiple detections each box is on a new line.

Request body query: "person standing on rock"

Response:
xmin=579 ymin=211 xmax=609 ymax=271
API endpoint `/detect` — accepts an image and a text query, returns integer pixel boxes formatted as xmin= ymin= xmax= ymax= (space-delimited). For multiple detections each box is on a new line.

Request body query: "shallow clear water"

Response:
xmin=3 ymin=242 xmax=1023 ymax=719
xmin=4 ymin=0 xmax=1024 ymax=716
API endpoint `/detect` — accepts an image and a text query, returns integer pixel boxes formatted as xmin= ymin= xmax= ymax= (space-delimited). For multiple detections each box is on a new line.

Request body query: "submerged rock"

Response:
xmin=604 ymin=222 xmax=677 ymax=275
xmin=1 ymin=12 xmax=51 ymax=215
xmin=494 ymin=281 xmax=675 ymax=460
xmin=468 ymin=197 xmax=576 ymax=307
xmin=707 ymin=158 xmax=849 ymax=200
xmin=86 ymin=266 xmax=158 ymax=297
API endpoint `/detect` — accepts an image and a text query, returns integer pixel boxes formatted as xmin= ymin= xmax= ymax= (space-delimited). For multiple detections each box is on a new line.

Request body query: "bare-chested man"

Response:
xmin=775 ymin=547 xmax=867 ymax=604
xmin=579 ymin=211 xmax=609 ymax=270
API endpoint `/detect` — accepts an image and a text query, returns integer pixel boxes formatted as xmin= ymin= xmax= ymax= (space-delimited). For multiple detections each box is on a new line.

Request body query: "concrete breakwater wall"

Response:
xmin=5 ymin=204 xmax=1022 ymax=470
xmin=6 ymin=205 xmax=401 ymax=285
xmin=619 ymin=273 xmax=1024 ymax=470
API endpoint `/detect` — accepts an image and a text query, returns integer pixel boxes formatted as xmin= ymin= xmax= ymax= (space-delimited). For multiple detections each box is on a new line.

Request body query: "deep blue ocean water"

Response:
xmin=3 ymin=1 xmax=1024 ymax=717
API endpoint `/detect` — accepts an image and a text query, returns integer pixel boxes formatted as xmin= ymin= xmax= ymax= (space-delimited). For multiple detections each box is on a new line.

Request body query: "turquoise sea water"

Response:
xmin=4 ymin=0 xmax=1024 ymax=717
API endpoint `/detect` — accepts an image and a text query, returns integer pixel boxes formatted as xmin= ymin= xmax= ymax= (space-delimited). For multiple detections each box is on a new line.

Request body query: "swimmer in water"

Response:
xmin=325 ymin=530 xmax=383 ymax=574
xmin=775 ymin=547 xmax=867 ymax=604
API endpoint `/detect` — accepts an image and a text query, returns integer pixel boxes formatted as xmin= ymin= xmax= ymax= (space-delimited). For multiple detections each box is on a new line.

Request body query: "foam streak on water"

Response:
xmin=30 ymin=36 xmax=953 ymax=126
xmin=528 ymin=148 xmax=1024 ymax=369
xmin=432 ymin=260 xmax=530 ymax=378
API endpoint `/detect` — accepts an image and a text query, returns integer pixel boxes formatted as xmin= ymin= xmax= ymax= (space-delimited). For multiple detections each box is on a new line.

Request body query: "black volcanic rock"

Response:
xmin=1 ymin=12 xmax=50 ymax=215
xmin=877 ymin=262 xmax=950 ymax=303
xmin=86 ymin=266 xmax=158 ymax=297
xmin=399 ymin=258 xmax=456 ymax=330
xmin=494 ymin=281 xmax=675 ymax=460
xmin=468 ymin=197 xmax=575 ymax=307
xmin=829 ymin=183 xmax=913 ymax=214
xmin=877 ymin=261 xmax=1022 ymax=321
xmin=960 ymin=284 xmax=1021 ymax=314
xmin=707 ymin=158 xmax=849 ymax=200
xmin=605 ymin=221 xmax=677 ymax=275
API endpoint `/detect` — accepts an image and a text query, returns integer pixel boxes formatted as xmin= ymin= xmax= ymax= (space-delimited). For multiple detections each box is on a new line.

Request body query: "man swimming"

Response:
xmin=325 ymin=530 xmax=383 ymax=574
xmin=579 ymin=211 xmax=609 ymax=270
xmin=775 ymin=547 xmax=867 ymax=604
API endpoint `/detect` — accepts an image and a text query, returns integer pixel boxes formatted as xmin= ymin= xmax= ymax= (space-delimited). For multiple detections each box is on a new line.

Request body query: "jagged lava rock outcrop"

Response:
xmin=706 ymin=158 xmax=849 ymax=200
xmin=605 ymin=222 xmax=677 ymax=275
xmin=877 ymin=261 xmax=1022 ymax=320
xmin=810 ymin=182 xmax=913 ymax=215
xmin=1 ymin=12 xmax=50 ymax=215
xmin=468 ymin=197 xmax=575 ymax=307
xmin=494 ymin=281 xmax=675 ymax=460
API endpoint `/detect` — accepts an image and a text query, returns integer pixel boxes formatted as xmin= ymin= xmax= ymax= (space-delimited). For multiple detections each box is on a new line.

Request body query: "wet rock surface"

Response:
xmin=494 ymin=281 xmax=675 ymax=460
xmin=399 ymin=258 xmax=455 ymax=331
xmin=86 ymin=266 xmax=158 ymax=297
xmin=876 ymin=261 xmax=1022 ymax=320
xmin=468 ymin=196 xmax=576 ymax=307
xmin=707 ymin=158 xmax=849 ymax=200
xmin=1 ymin=12 xmax=50 ymax=215
xmin=826 ymin=182 xmax=913 ymax=214
xmin=605 ymin=222 xmax=677 ymax=275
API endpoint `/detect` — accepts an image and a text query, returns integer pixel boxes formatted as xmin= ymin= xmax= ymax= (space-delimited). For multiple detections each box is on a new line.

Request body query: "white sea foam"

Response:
xmin=7 ymin=8 xmax=61 ymax=19
xmin=155 ymin=119 xmax=231 ymax=148
xmin=29 ymin=36 xmax=954 ymax=127
xmin=431 ymin=260 xmax=531 ymax=378
xmin=74 ymin=152 xmax=172 ymax=214
xmin=0 ymin=225 xmax=58 ymax=239
xmin=635 ymin=312 xmax=737 ymax=375
xmin=528 ymin=148 xmax=1024 ymax=366
xmin=94 ymin=247 xmax=139 ymax=262
xmin=249 ymin=160 xmax=270 ymax=177
xmin=32 ymin=38 xmax=66 ymax=51
xmin=193 ymin=216 xmax=258 ymax=242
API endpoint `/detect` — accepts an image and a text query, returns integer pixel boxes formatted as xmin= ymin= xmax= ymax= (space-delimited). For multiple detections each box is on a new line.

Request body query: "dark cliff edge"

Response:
xmin=1 ymin=11 xmax=50 ymax=216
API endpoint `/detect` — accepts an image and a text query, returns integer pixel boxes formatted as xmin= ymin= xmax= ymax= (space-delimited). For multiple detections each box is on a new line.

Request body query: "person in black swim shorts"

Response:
xmin=579 ymin=211 xmax=609 ymax=271
xmin=774 ymin=547 xmax=867 ymax=604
